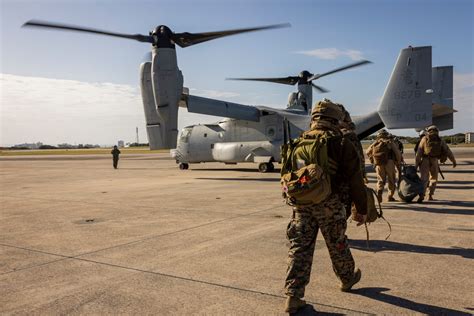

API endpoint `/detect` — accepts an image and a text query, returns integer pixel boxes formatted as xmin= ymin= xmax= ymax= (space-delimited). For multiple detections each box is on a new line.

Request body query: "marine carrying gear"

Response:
xmin=280 ymin=129 xmax=336 ymax=206
xmin=351 ymin=186 xmax=391 ymax=246
xmin=398 ymin=164 xmax=424 ymax=203
xmin=424 ymin=133 xmax=443 ymax=158
xmin=371 ymin=139 xmax=391 ymax=165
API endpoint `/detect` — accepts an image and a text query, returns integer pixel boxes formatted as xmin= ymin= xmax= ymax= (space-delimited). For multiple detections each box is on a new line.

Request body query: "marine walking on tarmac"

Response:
xmin=415 ymin=125 xmax=456 ymax=202
xmin=111 ymin=145 xmax=121 ymax=169
xmin=336 ymin=103 xmax=368 ymax=218
xmin=280 ymin=99 xmax=367 ymax=314
xmin=366 ymin=129 xmax=402 ymax=202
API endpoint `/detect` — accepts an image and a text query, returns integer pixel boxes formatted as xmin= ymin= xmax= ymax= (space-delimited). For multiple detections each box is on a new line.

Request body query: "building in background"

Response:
xmin=466 ymin=132 xmax=474 ymax=144
xmin=117 ymin=140 xmax=125 ymax=148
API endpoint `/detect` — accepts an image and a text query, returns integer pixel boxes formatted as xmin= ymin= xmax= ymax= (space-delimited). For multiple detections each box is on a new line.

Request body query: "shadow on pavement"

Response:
xmin=393 ymin=201 xmax=474 ymax=215
xmin=350 ymin=240 xmax=474 ymax=259
xmin=352 ymin=287 xmax=471 ymax=315
xmin=440 ymin=169 xmax=474 ymax=174
xmin=292 ymin=304 xmax=344 ymax=316
xmin=437 ymin=180 xmax=474 ymax=185
xmin=436 ymin=185 xmax=474 ymax=190
xmin=426 ymin=200 xmax=474 ymax=208
xmin=411 ymin=206 xmax=474 ymax=215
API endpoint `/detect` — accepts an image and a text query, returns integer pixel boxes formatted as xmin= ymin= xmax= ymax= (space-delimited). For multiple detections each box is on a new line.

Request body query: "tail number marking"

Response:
xmin=393 ymin=90 xmax=421 ymax=100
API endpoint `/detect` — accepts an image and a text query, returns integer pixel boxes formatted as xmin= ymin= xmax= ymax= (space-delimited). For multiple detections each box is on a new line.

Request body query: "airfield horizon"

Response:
xmin=1 ymin=143 xmax=474 ymax=157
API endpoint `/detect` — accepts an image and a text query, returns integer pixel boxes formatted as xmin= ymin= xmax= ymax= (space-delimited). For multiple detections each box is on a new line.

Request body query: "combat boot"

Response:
xmin=341 ymin=268 xmax=362 ymax=292
xmin=284 ymin=296 xmax=306 ymax=314
xmin=416 ymin=196 xmax=424 ymax=203
xmin=388 ymin=196 xmax=396 ymax=202
xmin=428 ymin=195 xmax=434 ymax=201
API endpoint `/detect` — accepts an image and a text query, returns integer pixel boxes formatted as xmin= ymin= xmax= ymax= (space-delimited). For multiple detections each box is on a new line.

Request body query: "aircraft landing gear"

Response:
xmin=258 ymin=162 xmax=274 ymax=173
xmin=179 ymin=163 xmax=189 ymax=170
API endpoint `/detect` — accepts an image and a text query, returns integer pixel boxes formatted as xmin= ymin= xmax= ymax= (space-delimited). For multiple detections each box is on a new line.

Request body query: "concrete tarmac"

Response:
xmin=1 ymin=148 xmax=473 ymax=315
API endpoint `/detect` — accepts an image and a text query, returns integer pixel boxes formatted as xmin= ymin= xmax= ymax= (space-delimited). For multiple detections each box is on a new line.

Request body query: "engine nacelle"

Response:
xmin=139 ymin=48 xmax=183 ymax=149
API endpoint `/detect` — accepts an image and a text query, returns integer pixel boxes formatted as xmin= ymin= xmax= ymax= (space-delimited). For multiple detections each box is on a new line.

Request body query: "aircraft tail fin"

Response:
xmin=378 ymin=46 xmax=433 ymax=129
xmin=431 ymin=66 xmax=454 ymax=131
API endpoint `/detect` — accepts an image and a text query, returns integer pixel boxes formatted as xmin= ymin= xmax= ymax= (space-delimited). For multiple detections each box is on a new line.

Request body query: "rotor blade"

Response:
xmin=226 ymin=76 xmax=299 ymax=86
xmin=308 ymin=60 xmax=372 ymax=81
xmin=311 ymin=83 xmax=329 ymax=93
xmin=22 ymin=20 xmax=154 ymax=43
xmin=172 ymin=23 xmax=290 ymax=48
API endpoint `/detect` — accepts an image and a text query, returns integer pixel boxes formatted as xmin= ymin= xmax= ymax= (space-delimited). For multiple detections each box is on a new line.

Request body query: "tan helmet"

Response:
xmin=377 ymin=129 xmax=389 ymax=138
xmin=427 ymin=125 xmax=439 ymax=134
xmin=311 ymin=98 xmax=344 ymax=121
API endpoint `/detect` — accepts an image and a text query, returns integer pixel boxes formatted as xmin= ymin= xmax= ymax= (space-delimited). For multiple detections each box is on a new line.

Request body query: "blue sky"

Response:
xmin=1 ymin=0 xmax=473 ymax=146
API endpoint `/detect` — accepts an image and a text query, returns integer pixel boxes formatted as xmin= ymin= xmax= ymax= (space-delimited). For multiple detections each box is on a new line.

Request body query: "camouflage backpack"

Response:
xmin=280 ymin=129 xmax=337 ymax=206
xmin=372 ymin=139 xmax=391 ymax=165
xmin=424 ymin=133 xmax=442 ymax=158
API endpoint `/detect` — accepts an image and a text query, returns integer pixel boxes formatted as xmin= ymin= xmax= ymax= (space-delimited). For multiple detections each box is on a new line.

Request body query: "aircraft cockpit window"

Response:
xmin=180 ymin=128 xmax=192 ymax=143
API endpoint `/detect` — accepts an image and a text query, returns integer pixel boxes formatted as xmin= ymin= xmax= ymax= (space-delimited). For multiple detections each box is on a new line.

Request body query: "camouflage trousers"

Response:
xmin=284 ymin=195 xmax=355 ymax=298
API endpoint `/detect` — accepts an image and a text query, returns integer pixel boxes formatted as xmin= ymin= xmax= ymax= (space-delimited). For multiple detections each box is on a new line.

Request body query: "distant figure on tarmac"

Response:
xmin=281 ymin=99 xmax=367 ymax=314
xmin=111 ymin=145 xmax=121 ymax=169
xmin=415 ymin=125 xmax=456 ymax=202
xmin=366 ymin=129 xmax=402 ymax=202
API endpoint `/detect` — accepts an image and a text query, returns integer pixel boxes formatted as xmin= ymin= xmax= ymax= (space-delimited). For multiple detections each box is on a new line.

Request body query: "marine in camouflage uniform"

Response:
xmin=366 ymin=129 xmax=402 ymax=202
xmin=335 ymin=103 xmax=367 ymax=218
xmin=284 ymin=99 xmax=367 ymax=313
xmin=415 ymin=125 xmax=456 ymax=201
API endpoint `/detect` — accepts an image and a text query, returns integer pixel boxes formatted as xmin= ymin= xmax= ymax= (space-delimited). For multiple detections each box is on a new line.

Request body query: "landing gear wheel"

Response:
xmin=267 ymin=162 xmax=275 ymax=172
xmin=179 ymin=163 xmax=189 ymax=170
xmin=258 ymin=162 xmax=273 ymax=173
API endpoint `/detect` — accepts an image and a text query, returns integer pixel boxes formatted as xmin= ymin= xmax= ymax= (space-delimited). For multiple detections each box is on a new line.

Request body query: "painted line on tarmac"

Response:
xmin=72 ymin=204 xmax=287 ymax=258
xmin=0 ymin=204 xmax=286 ymax=276
xmin=67 ymin=255 xmax=375 ymax=315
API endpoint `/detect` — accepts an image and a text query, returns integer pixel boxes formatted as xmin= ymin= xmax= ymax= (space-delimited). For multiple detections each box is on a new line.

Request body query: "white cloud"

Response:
xmin=189 ymin=88 xmax=240 ymax=99
xmin=0 ymin=74 xmax=241 ymax=146
xmin=296 ymin=48 xmax=365 ymax=61
xmin=0 ymin=74 xmax=145 ymax=146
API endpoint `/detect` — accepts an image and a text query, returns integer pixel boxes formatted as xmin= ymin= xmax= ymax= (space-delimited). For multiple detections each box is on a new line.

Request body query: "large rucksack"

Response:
xmin=372 ymin=140 xmax=391 ymax=165
xmin=280 ymin=130 xmax=336 ymax=206
xmin=398 ymin=164 xmax=424 ymax=202
xmin=351 ymin=186 xmax=392 ymax=246
xmin=424 ymin=133 xmax=442 ymax=158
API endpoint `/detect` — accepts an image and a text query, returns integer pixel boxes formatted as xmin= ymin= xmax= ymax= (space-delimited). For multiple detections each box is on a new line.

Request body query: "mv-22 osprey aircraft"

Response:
xmin=23 ymin=21 xmax=455 ymax=172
